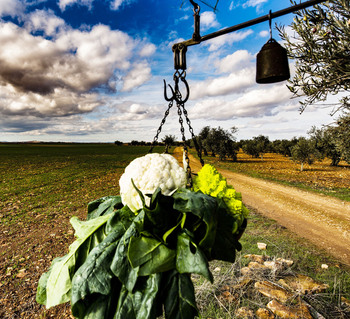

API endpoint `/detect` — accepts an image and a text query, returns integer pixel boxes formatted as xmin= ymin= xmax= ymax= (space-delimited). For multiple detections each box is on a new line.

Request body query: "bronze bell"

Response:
xmin=256 ymin=38 xmax=290 ymax=84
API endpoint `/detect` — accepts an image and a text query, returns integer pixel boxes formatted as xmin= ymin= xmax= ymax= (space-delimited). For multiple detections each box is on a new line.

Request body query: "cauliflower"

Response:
xmin=119 ymin=153 xmax=187 ymax=212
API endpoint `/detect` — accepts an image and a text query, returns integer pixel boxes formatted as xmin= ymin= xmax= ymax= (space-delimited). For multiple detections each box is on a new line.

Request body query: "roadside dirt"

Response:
xmin=175 ymin=148 xmax=350 ymax=266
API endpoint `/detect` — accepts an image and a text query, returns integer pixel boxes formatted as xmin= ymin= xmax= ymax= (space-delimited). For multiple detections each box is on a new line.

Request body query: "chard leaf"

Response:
xmin=142 ymin=188 xmax=181 ymax=246
xmin=114 ymin=274 xmax=161 ymax=319
xmin=45 ymin=213 xmax=112 ymax=308
xmin=36 ymin=256 xmax=65 ymax=305
xmin=176 ymin=231 xmax=213 ymax=283
xmin=173 ymin=188 xmax=218 ymax=254
xmin=87 ymin=196 xmax=123 ymax=220
xmin=162 ymin=270 xmax=198 ymax=319
xmin=210 ymin=202 xmax=247 ymax=263
xmin=111 ymin=211 xmax=145 ymax=292
xmin=72 ymin=278 xmax=121 ymax=319
xmin=128 ymin=235 xmax=176 ymax=276
xmin=71 ymin=229 xmax=124 ymax=316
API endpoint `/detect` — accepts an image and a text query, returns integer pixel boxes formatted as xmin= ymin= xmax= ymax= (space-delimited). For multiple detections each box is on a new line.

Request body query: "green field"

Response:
xmin=0 ymin=143 xmax=162 ymax=226
xmin=1 ymin=143 xmax=349 ymax=319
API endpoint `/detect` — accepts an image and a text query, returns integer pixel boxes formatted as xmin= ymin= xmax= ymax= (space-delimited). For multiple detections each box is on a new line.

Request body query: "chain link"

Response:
xmin=149 ymin=100 xmax=173 ymax=153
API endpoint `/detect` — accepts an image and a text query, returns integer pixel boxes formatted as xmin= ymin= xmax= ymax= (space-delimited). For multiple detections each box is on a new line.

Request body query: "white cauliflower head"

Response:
xmin=119 ymin=153 xmax=187 ymax=212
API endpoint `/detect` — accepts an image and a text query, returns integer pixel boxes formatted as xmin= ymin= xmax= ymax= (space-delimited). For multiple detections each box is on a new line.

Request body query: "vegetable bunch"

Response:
xmin=36 ymin=154 xmax=247 ymax=319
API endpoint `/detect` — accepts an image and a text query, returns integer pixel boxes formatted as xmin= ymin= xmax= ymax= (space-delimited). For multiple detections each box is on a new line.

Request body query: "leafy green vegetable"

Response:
xmin=162 ymin=270 xmax=199 ymax=319
xmin=44 ymin=213 xmax=112 ymax=308
xmin=87 ymin=195 xmax=123 ymax=220
xmin=176 ymin=231 xmax=213 ymax=282
xmin=37 ymin=163 xmax=247 ymax=319
xmin=114 ymin=274 xmax=161 ymax=319
xmin=128 ymin=235 xmax=176 ymax=276
xmin=71 ymin=230 xmax=123 ymax=317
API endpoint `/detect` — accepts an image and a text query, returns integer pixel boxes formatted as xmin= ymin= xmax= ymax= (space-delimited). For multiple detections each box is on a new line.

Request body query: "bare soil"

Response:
xmin=178 ymin=149 xmax=350 ymax=266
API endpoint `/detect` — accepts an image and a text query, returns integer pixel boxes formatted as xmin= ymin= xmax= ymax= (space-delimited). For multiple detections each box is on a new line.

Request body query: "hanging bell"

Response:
xmin=256 ymin=38 xmax=290 ymax=84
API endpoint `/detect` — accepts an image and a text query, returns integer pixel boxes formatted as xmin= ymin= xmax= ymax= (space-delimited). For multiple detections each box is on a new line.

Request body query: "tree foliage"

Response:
xmin=242 ymin=135 xmax=270 ymax=160
xmin=290 ymin=137 xmax=320 ymax=171
xmin=197 ymin=126 xmax=239 ymax=161
xmin=162 ymin=135 xmax=177 ymax=153
xmin=270 ymin=138 xmax=298 ymax=157
xmin=332 ymin=114 xmax=350 ymax=164
xmin=308 ymin=125 xmax=341 ymax=166
xmin=279 ymin=0 xmax=350 ymax=114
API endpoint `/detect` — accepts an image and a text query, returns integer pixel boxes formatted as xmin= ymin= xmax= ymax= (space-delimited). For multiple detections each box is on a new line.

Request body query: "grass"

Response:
xmin=0 ymin=143 xmax=162 ymax=226
xmin=1 ymin=143 xmax=349 ymax=318
xmin=195 ymin=208 xmax=350 ymax=318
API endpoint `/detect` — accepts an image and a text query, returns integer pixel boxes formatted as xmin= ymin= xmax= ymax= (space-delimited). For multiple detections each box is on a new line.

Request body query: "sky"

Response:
xmin=0 ymin=0 xmax=337 ymax=142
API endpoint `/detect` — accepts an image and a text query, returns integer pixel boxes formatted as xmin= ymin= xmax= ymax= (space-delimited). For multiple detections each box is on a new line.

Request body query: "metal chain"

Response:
xmin=176 ymin=101 xmax=192 ymax=187
xmin=149 ymin=100 xmax=173 ymax=153
xmin=179 ymin=102 xmax=204 ymax=167
xmin=151 ymin=70 xmax=204 ymax=187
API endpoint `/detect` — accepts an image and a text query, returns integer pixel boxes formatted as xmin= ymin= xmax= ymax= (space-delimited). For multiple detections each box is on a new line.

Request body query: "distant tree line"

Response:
xmin=193 ymin=115 xmax=350 ymax=171
xmin=115 ymin=114 xmax=349 ymax=171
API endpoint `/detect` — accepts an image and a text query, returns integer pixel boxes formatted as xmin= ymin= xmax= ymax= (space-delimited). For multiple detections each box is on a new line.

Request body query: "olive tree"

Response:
xmin=279 ymin=0 xmax=350 ymax=114
xmin=333 ymin=114 xmax=350 ymax=164
xmin=162 ymin=135 xmax=177 ymax=153
xmin=197 ymin=126 xmax=239 ymax=161
xmin=308 ymin=126 xmax=341 ymax=166
xmin=290 ymin=137 xmax=320 ymax=171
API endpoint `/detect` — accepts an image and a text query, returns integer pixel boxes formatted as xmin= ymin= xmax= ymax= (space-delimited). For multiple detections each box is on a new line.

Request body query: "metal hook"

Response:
xmin=163 ymin=79 xmax=175 ymax=101
xmin=163 ymin=75 xmax=190 ymax=104
xmin=177 ymin=76 xmax=190 ymax=103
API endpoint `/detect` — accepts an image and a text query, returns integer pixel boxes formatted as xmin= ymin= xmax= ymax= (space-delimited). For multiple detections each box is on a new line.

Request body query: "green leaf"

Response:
xmin=36 ymin=256 xmax=65 ymax=305
xmin=111 ymin=211 xmax=145 ymax=292
xmin=173 ymin=188 xmax=218 ymax=254
xmin=210 ymin=202 xmax=246 ymax=262
xmin=142 ymin=188 xmax=181 ymax=246
xmin=72 ymin=278 xmax=121 ymax=319
xmin=162 ymin=270 xmax=199 ymax=319
xmin=176 ymin=231 xmax=213 ymax=283
xmin=87 ymin=196 xmax=123 ymax=220
xmin=71 ymin=229 xmax=124 ymax=317
xmin=114 ymin=274 xmax=162 ymax=319
xmin=44 ymin=213 xmax=112 ymax=308
xmin=128 ymin=235 xmax=176 ymax=276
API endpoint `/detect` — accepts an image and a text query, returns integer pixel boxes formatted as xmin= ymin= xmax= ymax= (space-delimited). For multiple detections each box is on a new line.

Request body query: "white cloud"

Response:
xmin=242 ymin=0 xmax=268 ymax=11
xmin=110 ymin=0 xmax=135 ymax=10
xmin=190 ymin=68 xmax=255 ymax=99
xmin=121 ymin=62 xmax=152 ymax=92
xmin=58 ymin=0 xmax=94 ymax=11
xmin=139 ymin=43 xmax=156 ymax=57
xmin=190 ymin=84 xmax=293 ymax=120
xmin=0 ymin=19 xmax=155 ymax=119
xmin=111 ymin=101 xmax=161 ymax=121
xmin=201 ymin=11 xmax=220 ymax=30
xmin=0 ymin=0 xmax=24 ymax=17
xmin=205 ymin=29 xmax=253 ymax=51
xmin=25 ymin=9 xmax=66 ymax=36
xmin=215 ymin=50 xmax=255 ymax=73
xmin=259 ymin=30 xmax=269 ymax=38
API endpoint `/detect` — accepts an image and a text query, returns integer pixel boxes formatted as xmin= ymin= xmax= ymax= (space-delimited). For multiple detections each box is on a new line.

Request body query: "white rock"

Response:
xmin=257 ymin=242 xmax=267 ymax=250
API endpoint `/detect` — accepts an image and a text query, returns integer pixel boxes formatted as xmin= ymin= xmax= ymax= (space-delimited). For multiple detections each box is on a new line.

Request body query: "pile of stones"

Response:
xmin=213 ymin=245 xmax=350 ymax=318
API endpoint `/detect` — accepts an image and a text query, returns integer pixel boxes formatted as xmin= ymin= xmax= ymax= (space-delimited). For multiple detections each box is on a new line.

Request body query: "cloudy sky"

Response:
xmin=0 ymin=0 xmax=336 ymax=142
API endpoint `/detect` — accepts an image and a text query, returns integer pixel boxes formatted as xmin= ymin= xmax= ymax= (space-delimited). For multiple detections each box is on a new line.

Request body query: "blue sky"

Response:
xmin=0 ymin=0 xmax=336 ymax=142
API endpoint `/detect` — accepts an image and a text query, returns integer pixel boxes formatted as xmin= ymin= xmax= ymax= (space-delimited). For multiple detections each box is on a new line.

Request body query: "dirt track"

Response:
xmin=175 ymin=148 xmax=350 ymax=266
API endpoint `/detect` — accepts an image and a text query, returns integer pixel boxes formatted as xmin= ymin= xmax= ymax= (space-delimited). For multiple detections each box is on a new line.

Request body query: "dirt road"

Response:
xmin=175 ymin=148 xmax=350 ymax=266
